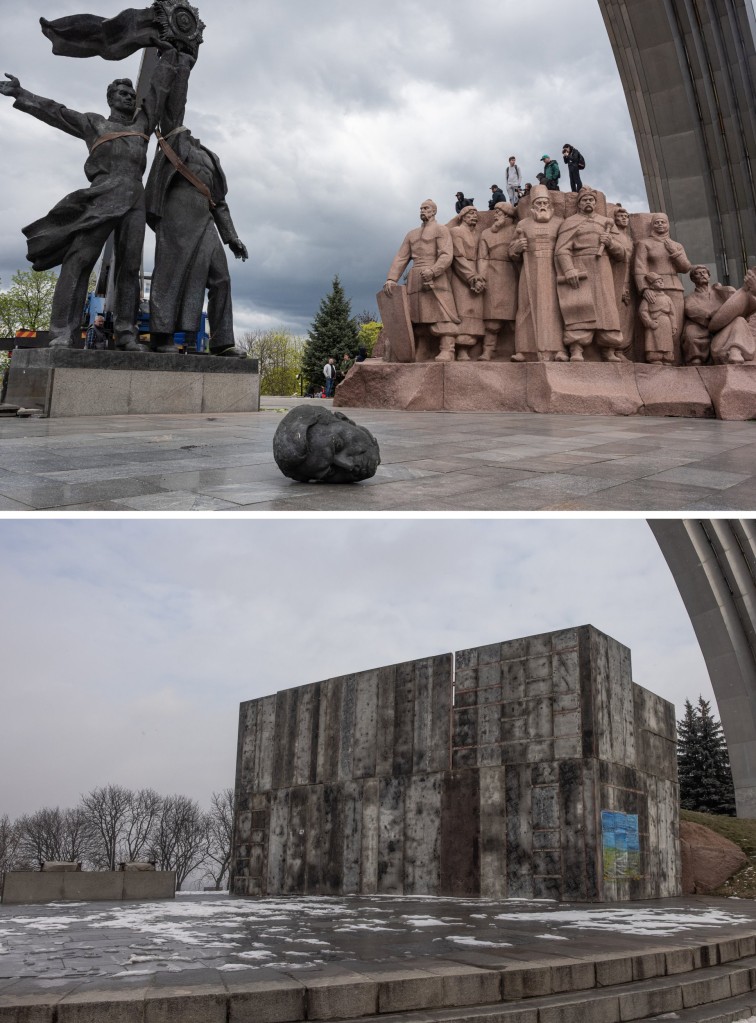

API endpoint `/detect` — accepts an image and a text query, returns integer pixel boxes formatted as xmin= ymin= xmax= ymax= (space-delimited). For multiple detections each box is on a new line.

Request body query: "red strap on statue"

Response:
xmin=89 ymin=130 xmax=150 ymax=153
xmin=154 ymin=130 xmax=216 ymax=208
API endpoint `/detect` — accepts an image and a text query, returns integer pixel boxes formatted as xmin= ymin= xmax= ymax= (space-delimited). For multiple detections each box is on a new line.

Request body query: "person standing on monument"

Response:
xmin=505 ymin=157 xmax=522 ymax=206
xmin=0 ymin=51 xmax=182 ymax=351
xmin=477 ymin=202 xmax=519 ymax=361
xmin=508 ymin=185 xmax=567 ymax=362
xmin=541 ymin=155 xmax=561 ymax=191
xmin=562 ymin=143 xmax=585 ymax=192
xmin=384 ymin=200 xmax=460 ymax=363
xmin=555 ymin=187 xmax=626 ymax=362
xmin=145 ymin=48 xmax=248 ymax=356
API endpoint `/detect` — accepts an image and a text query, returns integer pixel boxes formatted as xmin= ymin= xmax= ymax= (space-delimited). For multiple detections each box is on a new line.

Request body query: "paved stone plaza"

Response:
xmin=0 ymin=892 xmax=754 ymax=986
xmin=0 ymin=398 xmax=755 ymax=511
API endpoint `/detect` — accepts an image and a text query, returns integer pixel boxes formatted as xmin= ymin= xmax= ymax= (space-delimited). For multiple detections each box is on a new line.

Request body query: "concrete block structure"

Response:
xmin=598 ymin=0 xmax=756 ymax=286
xmin=232 ymin=625 xmax=680 ymax=902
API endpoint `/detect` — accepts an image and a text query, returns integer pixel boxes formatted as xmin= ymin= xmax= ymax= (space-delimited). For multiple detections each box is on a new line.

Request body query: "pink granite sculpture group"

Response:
xmin=379 ymin=187 xmax=756 ymax=370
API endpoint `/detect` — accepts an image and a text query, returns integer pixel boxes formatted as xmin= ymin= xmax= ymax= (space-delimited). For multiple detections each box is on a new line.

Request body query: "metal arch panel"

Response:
xmin=598 ymin=0 xmax=756 ymax=286
xmin=650 ymin=519 xmax=756 ymax=818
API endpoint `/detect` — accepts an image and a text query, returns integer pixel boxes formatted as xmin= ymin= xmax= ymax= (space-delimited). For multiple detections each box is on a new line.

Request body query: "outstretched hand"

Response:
xmin=229 ymin=238 xmax=248 ymax=261
xmin=0 ymin=73 xmax=21 ymax=98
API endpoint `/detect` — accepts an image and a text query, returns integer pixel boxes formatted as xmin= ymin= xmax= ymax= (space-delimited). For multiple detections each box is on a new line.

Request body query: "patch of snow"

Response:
xmin=447 ymin=936 xmax=513 ymax=948
xmin=492 ymin=907 xmax=749 ymax=937
xmin=235 ymin=950 xmax=275 ymax=960
xmin=219 ymin=964 xmax=255 ymax=971
xmin=535 ymin=933 xmax=569 ymax=940
xmin=402 ymin=916 xmax=449 ymax=928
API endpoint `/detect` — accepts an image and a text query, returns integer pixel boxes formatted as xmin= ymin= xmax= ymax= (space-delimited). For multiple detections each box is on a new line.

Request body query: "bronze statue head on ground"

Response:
xmin=273 ymin=405 xmax=381 ymax=484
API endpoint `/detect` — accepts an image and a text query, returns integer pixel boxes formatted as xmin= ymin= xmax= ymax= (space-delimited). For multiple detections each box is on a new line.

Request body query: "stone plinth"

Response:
xmin=334 ymin=363 xmax=755 ymax=420
xmin=5 ymin=349 xmax=260 ymax=417
xmin=232 ymin=625 xmax=680 ymax=903
xmin=699 ymin=366 xmax=756 ymax=421
xmin=1 ymin=870 xmax=176 ymax=904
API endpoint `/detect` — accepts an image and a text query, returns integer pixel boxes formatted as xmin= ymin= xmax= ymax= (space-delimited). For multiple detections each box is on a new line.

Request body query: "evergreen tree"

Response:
xmin=677 ymin=696 xmax=736 ymax=815
xmin=301 ymin=276 xmax=359 ymax=392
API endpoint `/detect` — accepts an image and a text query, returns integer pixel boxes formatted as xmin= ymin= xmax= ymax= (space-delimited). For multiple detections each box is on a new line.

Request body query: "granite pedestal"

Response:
xmin=4 ymin=349 xmax=260 ymax=417
xmin=334 ymin=363 xmax=756 ymax=421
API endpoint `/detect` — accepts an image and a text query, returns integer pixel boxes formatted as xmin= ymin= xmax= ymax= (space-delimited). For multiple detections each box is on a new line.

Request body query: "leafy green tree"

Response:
xmin=0 ymin=269 xmax=58 ymax=335
xmin=677 ymin=696 xmax=736 ymax=815
xmin=301 ymin=276 xmax=359 ymax=392
xmin=356 ymin=320 xmax=381 ymax=357
xmin=237 ymin=329 xmax=305 ymax=395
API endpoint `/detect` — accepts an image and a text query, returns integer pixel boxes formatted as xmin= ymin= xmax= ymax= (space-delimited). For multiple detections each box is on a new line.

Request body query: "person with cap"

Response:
xmin=454 ymin=191 xmax=474 ymax=214
xmin=541 ymin=154 xmax=561 ymax=191
xmin=488 ymin=184 xmax=506 ymax=209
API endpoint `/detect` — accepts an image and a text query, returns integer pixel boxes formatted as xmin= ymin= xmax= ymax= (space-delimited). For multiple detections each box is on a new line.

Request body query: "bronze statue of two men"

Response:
xmin=1 ymin=1 xmax=246 ymax=355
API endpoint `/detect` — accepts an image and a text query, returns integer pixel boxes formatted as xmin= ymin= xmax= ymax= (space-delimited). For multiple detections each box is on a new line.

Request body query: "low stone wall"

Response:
xmin=334 ymin=362 xmax=756 ymax=421
xmin=1 ymin=870 xmax=176 ymax=904
xmin=5 ymin=349 xmax=260 ymax=417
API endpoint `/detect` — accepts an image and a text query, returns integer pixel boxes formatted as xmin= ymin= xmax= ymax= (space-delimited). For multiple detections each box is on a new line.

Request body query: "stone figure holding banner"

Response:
xmin=0 ymin=2 xmax=206 ymax=350
xmin=145 ymin=47 xmax=247 ymax=355
xmin=0 ymin=55 xmax=181 ymax=349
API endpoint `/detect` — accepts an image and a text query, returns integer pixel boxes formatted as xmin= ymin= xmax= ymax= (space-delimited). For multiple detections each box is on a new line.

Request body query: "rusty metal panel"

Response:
xmin=440 ymin=770 xmax=480 ymax=896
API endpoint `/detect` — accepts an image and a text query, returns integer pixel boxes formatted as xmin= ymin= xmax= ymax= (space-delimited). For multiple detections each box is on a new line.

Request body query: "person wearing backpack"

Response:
xmin=562 ymin=143 xmax=585 ymax=192
xmin=541 ymin=154 xmax=561 ymax=191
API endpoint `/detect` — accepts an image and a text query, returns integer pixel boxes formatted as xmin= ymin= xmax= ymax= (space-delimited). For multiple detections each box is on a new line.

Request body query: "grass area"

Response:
xmin=681 ymin=809 xmax=756 ymax=897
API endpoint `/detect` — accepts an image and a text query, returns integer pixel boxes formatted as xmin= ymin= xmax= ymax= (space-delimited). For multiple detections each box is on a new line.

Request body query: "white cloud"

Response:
xmin=0 ymin=519 xmax=712 ymax=818
xmin=0 ymin=0 xmax=646 ymax=332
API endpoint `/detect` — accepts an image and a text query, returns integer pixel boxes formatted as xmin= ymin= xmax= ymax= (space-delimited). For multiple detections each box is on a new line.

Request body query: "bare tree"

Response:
xmin=16 ymin=806 xmax=91 ymax=866
xmin=0 ymin=814 xmax=21 ymax=880
xmin=80 ymin=784 xmax=132 ymax=870
xmin=122 ymin=789 xmax=162 ymax=862
xmin=148 ymin=795 xmax=207 ymax=890
xmin=203 ymin=788 xmax=234 ymax=891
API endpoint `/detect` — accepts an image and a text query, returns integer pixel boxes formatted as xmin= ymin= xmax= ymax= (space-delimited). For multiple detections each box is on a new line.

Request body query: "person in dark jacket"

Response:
xmin=455 ymin=191 xmax=474 ymax=214
xmin=488 ymin=184 xmax=506 ymax=209
xmin=85 ymin=313 xmax=108 ymax=350
xmin=541 ymin=155 xmax=560 ymax=191
xmin=562 ymin=143 xmax=584 ymax=192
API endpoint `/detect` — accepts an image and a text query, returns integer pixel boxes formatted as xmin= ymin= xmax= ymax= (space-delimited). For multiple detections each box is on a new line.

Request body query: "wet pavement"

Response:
xmin=3 ymin=893 xmax=756 ymax=984
xmin=0 ymin=398 xmax=755 ymax=511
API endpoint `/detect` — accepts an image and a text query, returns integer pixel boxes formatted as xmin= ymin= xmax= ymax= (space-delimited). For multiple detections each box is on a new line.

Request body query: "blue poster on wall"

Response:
xmin=602 ymin=811 xmax=641 ymax=880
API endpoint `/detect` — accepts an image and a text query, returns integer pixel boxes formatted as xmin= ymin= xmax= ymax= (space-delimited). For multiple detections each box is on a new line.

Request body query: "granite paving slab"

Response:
xmin=0 ymin=398 xmax=753 ymax=512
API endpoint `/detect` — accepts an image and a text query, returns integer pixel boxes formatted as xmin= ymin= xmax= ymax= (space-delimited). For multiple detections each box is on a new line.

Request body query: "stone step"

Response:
xmin=328 ymin=959 xmax=756 ymax=1023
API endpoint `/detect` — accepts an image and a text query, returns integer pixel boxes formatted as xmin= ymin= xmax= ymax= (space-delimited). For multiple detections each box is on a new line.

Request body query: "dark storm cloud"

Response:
xmin=0 ymin=0 xmax=646 ymax=333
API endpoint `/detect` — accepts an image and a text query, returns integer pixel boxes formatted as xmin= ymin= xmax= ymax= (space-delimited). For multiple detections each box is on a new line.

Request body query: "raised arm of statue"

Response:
xmin=138 ymin=47 xmax=184 ymax=135
xmin=157 ymin=49 xmax=194 ymax=134
xmin=3 ymin=72 xmax=89 ymax=140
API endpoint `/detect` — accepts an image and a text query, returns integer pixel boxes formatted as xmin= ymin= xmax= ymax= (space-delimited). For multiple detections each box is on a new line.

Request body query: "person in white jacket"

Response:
xmin=505 ymin=157 xmax=522 ymax=206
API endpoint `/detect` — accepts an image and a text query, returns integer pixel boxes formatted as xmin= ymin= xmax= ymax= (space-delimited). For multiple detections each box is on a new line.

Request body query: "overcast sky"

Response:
xmin=0 ymin=0 xmax=647 ymax=336
xmin=0 ymin=518 xmax=714 ymax=820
